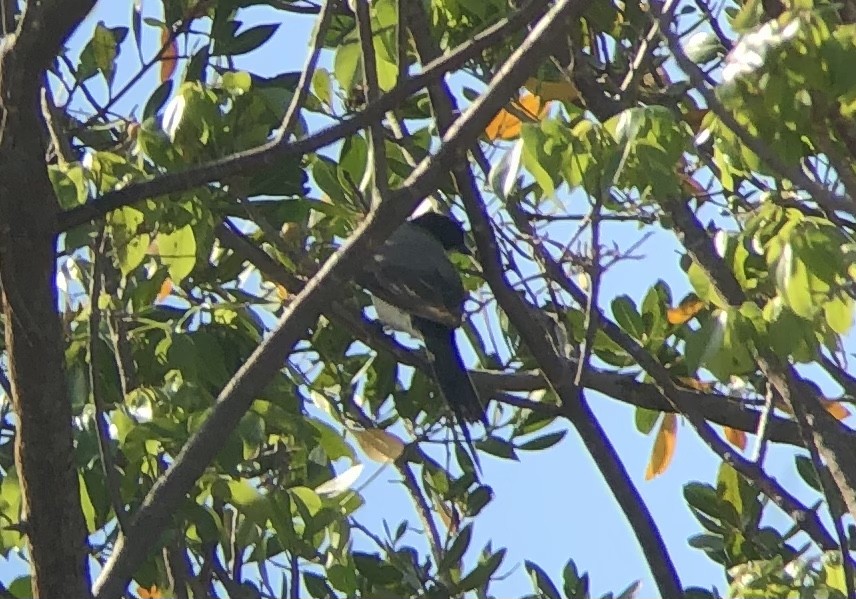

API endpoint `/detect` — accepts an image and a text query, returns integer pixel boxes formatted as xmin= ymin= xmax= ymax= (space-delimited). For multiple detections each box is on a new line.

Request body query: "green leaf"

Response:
xmin=327 ymin=563 xmax=358 ymax=594
xmin=521 ymin=122 xmax=566 ymax=197
xmin=312 ymin=68 xmax=333 ymax=108
xmin=225 ymin=23 xmax=280 ymax=55
xmin=525 ymin=560 xmax=562 ymax=599
xmin=221 ymin=70 xmax=253 ymax=94
xmin=795 ymin=455 xmax=822 ymax=492
xmin=562 ymin=559 xmax=590 ymax=599
xmin=333 ymin=33 xmax=361 ymax=92
xmin=79 ymin=22 xmax=127 ymax=86
xmin=611 ymin=295 xmax=645 ymax=339
xmin=157 ymin=225 xmax=197 ymax=283
xmin=143 ymin=80 xmax=173 ymax=120
xmin=465 ymin=485 xmax=493 ymax=517
xmin=683 ymin=31 xmax=725 ymax=63
xmin=634 ymin=407 xmax=660 ymax=435
xmin=476 ymin=436 xmax=519 ymax=460
xmin=716 ymin=463 xmax=745 ymax=528
xmin=457 ymin=547 xmax=506 ymax=592
xmin=684 ymin=482 xmax=721 ymax=520
xmin=440 ymin=524 xmax=473 ymax=572
xmin=303 ymin=572 xmax=333 ymax=599
xmin=518 ymin=430 xmax=566 ymax=451
xmin=227 ymin=480 xmax=270 ymax=525
xmin=824 ymin=294 xmax=854 ymax=334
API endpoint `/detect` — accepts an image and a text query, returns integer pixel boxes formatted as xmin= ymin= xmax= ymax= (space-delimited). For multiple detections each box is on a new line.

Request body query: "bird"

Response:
xmin=357 ymin=212 xmax=487 ymax=429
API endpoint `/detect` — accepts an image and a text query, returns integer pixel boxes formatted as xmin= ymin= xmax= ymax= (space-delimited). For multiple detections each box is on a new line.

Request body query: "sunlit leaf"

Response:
xmin=723 ymin=426 xmax=747 ymax=451
xmin=156 ymin=277 xmax=173 ymax=303
xmin=645 ymin=413 xmax=677 ymax=480
xmin=822 ymin=400 xmax=851 ymax=421
xmin=667 ymin=295 xmax=706 ymax=324
xmin=353 ymin=428 xmax=405 ymax=463
xmin=315 ymin=464 xmax=364 ymax=496
xmin=485 ymin=93 xmax=550 ymax=141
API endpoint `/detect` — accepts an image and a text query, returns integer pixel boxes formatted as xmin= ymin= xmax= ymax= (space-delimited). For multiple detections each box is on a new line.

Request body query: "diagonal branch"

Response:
xmin=57 ymin=0 xmax=547 ymax=233
xmin=92 ymin=4 xmax=580 ymax=595
xmin=406 ymin=2 xmax=684 ymax=597
xmin=219 ymin=219 xmax=808 ymax=447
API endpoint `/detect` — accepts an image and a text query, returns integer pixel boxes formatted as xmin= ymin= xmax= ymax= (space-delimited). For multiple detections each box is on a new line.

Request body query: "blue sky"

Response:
xmin=5 ymin=1 xmax=851 ymax=597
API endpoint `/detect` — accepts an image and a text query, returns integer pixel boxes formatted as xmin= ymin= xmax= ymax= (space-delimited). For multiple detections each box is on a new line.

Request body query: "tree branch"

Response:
xmin=406 ymin=2 xmax=684 ymax=596
xmin=92 ymin=3 xmax=577 ymax=594
xmin=57 ymin=0 xmax=547 ymax=233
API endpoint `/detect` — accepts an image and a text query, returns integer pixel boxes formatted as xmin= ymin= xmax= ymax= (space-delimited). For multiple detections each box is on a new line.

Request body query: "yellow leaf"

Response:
xmin=667 ymin=295 xmax=706 ymax=325
xmin=723 ymin=426 xmax=747 ymax=451
xmin=822 ymin=400 xmax=851 ymax=421
xmin=524 ymin=77 xmax=580 ymax=102
xmin=434 ymin=496 xmax=459 ymax=534
xmin=484 ymin=92 xmax=549 ymax=141
xmin=276 ymin=284 xmax=289 ymax=300
xmin=675 ymin=377 xmax=714 ymax=392
xmin=645 ymin=413 xmax=677 ymax=481
xmin=156 ymin=277 xmax=173 ymax=303
xmin=354 ymin=428 xmax=405 ymax=463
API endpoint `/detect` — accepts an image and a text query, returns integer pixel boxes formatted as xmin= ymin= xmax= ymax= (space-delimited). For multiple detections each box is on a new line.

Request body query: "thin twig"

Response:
xmin=274 ymin=0 xmax=335 ymax=141
xmin=658 ymin=0 xmax=855 ymax=216
xmin=88 ymin=231 xmax=130 ymax=532
xmin=354 ymin=0 xmax=390 ymax=204
xmin=59 ymin=0 xmax=548 ymax=232
xmin=93 ymin=4 xmax=575 ymax=594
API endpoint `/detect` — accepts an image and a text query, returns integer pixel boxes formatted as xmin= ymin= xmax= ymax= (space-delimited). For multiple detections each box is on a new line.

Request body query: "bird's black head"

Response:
xmin=409 ymin=212 xmax=471 ymax=254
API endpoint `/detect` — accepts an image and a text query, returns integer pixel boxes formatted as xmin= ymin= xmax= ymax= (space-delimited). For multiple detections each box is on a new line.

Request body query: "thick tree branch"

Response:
xmin=57 ymin=0 xmax=547 ymax=233
xmin=0 ymin=2 xmax=95 ymax=597
xmin=219 ymin=218 xmax=807 ymax=448
xmin=9 ymin=0 xmax=95 ymax=87
xmin=668 ymin=200 xmax=856 ymax=587
xmin=658 ymin=1 xmax=855 ymax=217
xmin=406 ymin=2 xmax=684 ymax=597
xmin=505 ymin=199 xmax=842 ymax=554
xmin=92 ymin=4 xmax=577 ymax=595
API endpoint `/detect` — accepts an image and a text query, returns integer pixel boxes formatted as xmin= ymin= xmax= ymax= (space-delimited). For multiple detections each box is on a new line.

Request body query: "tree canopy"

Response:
xmin=1 ymin=0 xmax=856 ymax=597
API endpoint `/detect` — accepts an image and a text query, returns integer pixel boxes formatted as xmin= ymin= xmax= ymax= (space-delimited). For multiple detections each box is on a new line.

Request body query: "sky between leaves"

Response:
xmin=9 ymin=1 xmax=856 ymax=597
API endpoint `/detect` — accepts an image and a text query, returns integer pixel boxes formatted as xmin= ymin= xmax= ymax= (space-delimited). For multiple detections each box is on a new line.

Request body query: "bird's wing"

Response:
xmin=357 ymin=225 xmax=466 ymax=329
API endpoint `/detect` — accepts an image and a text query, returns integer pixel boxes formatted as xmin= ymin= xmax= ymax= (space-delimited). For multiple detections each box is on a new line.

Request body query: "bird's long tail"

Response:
xmin=416 ymin=318 xmax=486 ymax=473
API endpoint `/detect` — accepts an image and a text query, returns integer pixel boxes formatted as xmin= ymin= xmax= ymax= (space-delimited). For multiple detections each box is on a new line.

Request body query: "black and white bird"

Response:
xmin=357 ymin=212 xmax=487 ymax=429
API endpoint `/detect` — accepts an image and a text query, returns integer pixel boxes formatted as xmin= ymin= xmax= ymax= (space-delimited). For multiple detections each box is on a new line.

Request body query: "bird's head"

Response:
xmin=409 ymin=212 xmax=471 ymax=254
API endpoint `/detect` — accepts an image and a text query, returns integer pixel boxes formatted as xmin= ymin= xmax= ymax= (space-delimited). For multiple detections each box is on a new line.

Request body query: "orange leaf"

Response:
xmin=139 ymin=586 xmax=162 ymax=599
xmin=667 ymin=295 xmax=705 ymax=325
xmin=275 ymin=284 xmax=289 ymax=300
xmin=484 ymin=92 xmax=549 ymax=141
xmin=645 ymin=413 xmax=677 ymax=481
xmin=156 ymin=277 xmax=173 ymax=303
xmin=160 ymin=30 xmax=178 ymax=82
xmin=723 ymin=426 xmax=747 ymax=451
xmin=822 ymin=400 xmax=851 ymax=421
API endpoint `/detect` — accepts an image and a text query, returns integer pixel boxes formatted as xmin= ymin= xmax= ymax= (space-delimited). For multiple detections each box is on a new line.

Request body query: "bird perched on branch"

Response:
xmin=357 ymin=212 xmax=487 ymax=440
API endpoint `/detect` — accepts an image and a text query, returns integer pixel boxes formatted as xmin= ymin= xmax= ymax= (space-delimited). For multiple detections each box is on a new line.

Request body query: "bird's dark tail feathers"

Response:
xmin=416 ymin=319 xmax=487 ymax=425
xmin=416 ymin=318 xmax=486 ymax=474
